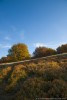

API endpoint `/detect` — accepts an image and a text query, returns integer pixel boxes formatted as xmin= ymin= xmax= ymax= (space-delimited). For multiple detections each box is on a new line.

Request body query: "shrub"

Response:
xmin=57 ymin=44 xmax=67 ymax=54
xmin=33 ymin=47 xmax=56 ymax=58
xmin=48 ymin=79 xmax=67 ymax=97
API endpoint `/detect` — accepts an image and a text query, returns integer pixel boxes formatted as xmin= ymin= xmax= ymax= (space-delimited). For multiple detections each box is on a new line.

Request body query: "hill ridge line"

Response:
xmin=0 ymin=53 xmax=67 ymax=66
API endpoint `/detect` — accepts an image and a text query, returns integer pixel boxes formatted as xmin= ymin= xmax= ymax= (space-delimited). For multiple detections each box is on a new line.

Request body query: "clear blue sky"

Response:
xmin=0 ymin=0 xmax=67 ymax=58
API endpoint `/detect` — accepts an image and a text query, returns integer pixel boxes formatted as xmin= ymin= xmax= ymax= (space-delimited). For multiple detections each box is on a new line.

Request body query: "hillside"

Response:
xmin=0 ymin=54 xmax=67 ymax=100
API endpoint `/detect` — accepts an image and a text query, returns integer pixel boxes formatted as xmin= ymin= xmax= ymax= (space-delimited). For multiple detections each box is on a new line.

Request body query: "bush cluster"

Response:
xmin=0 ymin=59 xmax=67 ymax=99
xmin=0 ymin=43 xmax=67 ymax=63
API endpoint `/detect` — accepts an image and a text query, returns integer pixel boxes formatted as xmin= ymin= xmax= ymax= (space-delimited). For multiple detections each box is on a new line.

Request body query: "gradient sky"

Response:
xmin=0 ymin=0 xmax=67 ymax=58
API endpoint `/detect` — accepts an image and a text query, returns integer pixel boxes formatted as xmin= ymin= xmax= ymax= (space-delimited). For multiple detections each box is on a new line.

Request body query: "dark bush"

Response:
xmin=57 ymin=44 xmax=67 ymax=54
xmin=33 ymin=47 xmax=56 ymax=58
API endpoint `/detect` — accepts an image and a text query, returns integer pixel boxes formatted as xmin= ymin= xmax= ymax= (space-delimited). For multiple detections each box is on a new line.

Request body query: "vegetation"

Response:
xmin=7 ymin=43 xmax=30 ymax=61
xmin=0 ymin=43 xmax=67 ymax=63
xmin=0 ymin=55 xmax=67 ymax=100
xmin=57 ymin=44 xmax=67 ymax=54
xmin=33 ymin=47 xmax=56 ymax=58
xmin=0 ymin=43 xmax=67 ymax=99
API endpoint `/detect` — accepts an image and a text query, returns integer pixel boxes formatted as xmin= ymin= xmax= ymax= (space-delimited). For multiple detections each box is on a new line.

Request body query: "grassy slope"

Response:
xmin=0 ymin=54 xmax=67 ymax=100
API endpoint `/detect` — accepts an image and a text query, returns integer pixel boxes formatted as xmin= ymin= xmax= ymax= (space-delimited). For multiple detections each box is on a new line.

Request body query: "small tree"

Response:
xmin=8 ymin=43 xmax=30 ymax=61
xmin=33 ymin=47 xmax=56 ymax=58
xmin=57 ymin=44 xmax=67 ymax=54
xmin=46 ymin=48 xmax=57 ymax=56
xmin=0 ymin=56 xmax=11 ymax=63
xmin=0 ymin=57 xmax=7 ymax=63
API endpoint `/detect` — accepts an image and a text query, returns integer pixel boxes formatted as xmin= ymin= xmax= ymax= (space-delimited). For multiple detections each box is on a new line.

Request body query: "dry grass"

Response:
xmin=0 ymin=55 xmax=67 ymax=100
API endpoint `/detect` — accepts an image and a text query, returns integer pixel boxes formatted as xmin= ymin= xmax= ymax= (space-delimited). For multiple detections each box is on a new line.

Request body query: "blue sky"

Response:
xmin=0 ymin=0 xmax=67 ymax=58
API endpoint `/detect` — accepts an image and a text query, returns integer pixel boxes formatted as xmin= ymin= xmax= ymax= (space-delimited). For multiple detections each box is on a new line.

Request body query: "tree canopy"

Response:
xmin=8 ymin=43 xmax=30 ymax=61
xmin=33 ymin=47 xmax=56 ymax=58
xmin=57 ymin=44 xmax=67 ymax=54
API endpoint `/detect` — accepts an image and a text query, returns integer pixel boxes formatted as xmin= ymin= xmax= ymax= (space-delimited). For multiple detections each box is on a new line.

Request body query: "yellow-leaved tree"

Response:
xmin=8 ymin=43 xmax=30 ymax=61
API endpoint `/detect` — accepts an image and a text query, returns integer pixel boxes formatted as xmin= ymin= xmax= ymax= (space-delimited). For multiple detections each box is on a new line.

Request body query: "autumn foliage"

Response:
xmin=0 ymin=43 xmax=67 ymax=63
xmin=7 ymin=43 xmax=30 ymax=61
xmin=33 ymin=47 xmax=56 ymax=58
xmin=0 ymin=55 xmax=67 ymax=99
xmin=57 ymin=44 xmax=67 ymax=54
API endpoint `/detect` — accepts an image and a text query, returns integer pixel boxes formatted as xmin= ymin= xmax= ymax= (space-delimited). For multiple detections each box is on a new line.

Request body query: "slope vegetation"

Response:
xmin=0 ymin=54 xmax=67 ymax=100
